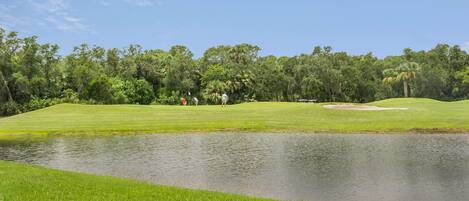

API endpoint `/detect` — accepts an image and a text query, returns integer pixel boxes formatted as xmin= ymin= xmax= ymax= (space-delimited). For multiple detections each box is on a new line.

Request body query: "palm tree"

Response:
xmin=383 ymin=62 xmax=419 ymax=97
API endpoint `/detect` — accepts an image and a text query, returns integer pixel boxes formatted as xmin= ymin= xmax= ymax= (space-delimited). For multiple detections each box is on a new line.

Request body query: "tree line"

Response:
xmin=1 ymin=28 xmax=469 ymax=115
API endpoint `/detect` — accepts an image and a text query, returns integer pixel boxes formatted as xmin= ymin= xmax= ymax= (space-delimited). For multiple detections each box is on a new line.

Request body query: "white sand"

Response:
xmin=323 ymin=104 xmax=408 ymax=111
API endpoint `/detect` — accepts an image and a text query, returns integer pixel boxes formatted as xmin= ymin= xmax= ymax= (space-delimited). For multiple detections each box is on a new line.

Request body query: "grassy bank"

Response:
xmin=0 ymin=160 xmax=272 ymax=201
xmin=0 ymin=98 xmax=469 ymax=135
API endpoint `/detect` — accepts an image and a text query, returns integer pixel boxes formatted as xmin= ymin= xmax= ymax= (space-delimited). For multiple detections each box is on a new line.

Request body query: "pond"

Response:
xmin=1 ymin=133 xmax=469 ymax=201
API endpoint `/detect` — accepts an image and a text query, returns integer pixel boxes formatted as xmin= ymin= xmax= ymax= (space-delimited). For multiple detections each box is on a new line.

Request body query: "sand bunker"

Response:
xmin=323 ymin=104 xmax=408 ymax=111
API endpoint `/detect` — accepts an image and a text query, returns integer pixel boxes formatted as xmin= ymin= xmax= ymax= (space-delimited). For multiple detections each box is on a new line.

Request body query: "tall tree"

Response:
xmin=163 ymin=45 xmax=198 ymax=96
xmin=0 ymin=29 xmax=21 ymax=103
xmin=383 ymin=62 xmax=419 ymax=97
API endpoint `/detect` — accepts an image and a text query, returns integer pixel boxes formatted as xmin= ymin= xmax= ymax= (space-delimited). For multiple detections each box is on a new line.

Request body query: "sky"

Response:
xmin=1 ymin=0 xmax=469 ymax=58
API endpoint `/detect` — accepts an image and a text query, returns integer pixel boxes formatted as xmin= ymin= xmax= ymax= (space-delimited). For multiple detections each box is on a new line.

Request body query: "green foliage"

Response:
xmin=454 ymin=66 xmax=469 ymax=98
xmin=122 ymin=79 xmax=155 ymax=104
xmin=61 ymin=89 xmax=80 ymax=103
xmin=25 ymin=97 xmax=59 ymax=111
xmin=202 ymin=80 xmax=226 ymax=104
xmin=163 ymin=45 xmax=199 ymax=95
xmin=456 ymin=66 xmax=469 ymax=84
xmin=1 ymin=28 xmax=469 ymax=115
xmin=414 ymin=65 xmax=448 ymax=99
xmin=0 ymin=101 xmax=22 ymax=116
xmin=201 ymin=64 xmax=228 ymax=84
xmin=108 ymin=78 xmax=128 ymax=104
xmin=156 ymin=91 xmax=181 ymax=105
xmin=86 ymin=77 xmax=115 ymax=104
xmin=383 ymin=62 xmax=420 ymax=97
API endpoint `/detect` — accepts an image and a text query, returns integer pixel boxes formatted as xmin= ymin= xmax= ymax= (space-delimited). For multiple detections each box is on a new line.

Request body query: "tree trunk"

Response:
xmin=403 ymin=80 xmax=408 ymax=98
xmin=0 ymin=71 xmax=13 ymax=102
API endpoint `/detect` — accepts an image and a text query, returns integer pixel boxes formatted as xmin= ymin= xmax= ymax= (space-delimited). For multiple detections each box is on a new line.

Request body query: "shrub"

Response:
xmin=0 ymin=101 xmax=22 ymax=116
xmin=201 ymin=80 xmax=226 ymax=104
xmin=109 ymin=78 xmax=129 ymax=104
xmin=155 ymin=91 xmax=180 ymax=105
xmin=86 ymin=77 xmax=115 ymax=104
xmin=112 ymin=91 xmax=128 ymax=104
xmin=123 ymin=79 xmax=155 ymax=105
xmin=25 ymin=97 xmax=60 ymax=111
xmin=61 ymin=89 xmax=80 ymax=103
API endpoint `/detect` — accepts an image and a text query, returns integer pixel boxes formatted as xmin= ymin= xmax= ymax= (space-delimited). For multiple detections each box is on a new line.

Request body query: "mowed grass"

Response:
xmin=0 ymin=160 xmax=273 ymax=201
xmin=1 ymin=98 xmax=469 ymax=135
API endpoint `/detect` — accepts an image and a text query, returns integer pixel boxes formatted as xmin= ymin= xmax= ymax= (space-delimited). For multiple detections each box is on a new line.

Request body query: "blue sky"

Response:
xmin=1 ymin=0 xmax=468 ymax=57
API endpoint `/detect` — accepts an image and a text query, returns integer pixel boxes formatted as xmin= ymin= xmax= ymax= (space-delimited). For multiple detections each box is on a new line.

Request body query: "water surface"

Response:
xmin=1 ymin=133 xmax=469 ymax=201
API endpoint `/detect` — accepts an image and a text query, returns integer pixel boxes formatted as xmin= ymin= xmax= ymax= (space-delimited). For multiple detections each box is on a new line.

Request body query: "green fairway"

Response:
xmin=0 ymin=160 xmax=272 ymax=201
xmin=0 ymin=98 xmax=469 ymax=135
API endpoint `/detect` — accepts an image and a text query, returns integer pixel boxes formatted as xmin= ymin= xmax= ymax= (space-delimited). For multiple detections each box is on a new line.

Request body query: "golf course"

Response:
xmin=1 ymin=99 xmax=469 ymax=201
xmin=0 ymin=98 xmax=468 ymax=136
xmin=2 ymin=1 xmax=469 ymax=200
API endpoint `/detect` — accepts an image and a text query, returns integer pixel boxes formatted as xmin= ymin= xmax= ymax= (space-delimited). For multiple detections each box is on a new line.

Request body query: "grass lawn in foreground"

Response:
xmin=0 ymin=160 xmax=273 ymax=201
xmin=0 ymin=98 xmax=469 ymax=135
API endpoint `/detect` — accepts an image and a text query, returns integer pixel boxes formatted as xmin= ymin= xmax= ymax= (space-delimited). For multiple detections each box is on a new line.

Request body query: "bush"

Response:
xmin=86 ymin=77 xmax=115 ymax=104
xmin=61 ymin=89 xmax=80 ymax=103
xmin=155 ymin=91 xmax=180 ymax=105
xmin=201 ymin=80 xmax=226 ymax=104
xmin=109 ymin=78 xmax=129 ymax=104
xmin=0 ymin=101 xmax=22 ymax=116
xmin=112 ymin=91 xmax=128 ymax=104
xmin=123 ymin=79 xmax=155 ymax=105
xmin=25 ymin=97 xmax=59 ymax=111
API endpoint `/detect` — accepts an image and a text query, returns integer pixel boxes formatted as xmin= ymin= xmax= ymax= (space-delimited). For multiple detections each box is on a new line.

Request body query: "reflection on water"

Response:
xmin=1 ymin=133 xmax=469 ymax=201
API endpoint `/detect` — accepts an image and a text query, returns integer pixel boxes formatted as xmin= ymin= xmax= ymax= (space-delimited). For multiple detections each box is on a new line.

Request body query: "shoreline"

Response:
xmin=1 ymin=128 xmax=469 ymax=140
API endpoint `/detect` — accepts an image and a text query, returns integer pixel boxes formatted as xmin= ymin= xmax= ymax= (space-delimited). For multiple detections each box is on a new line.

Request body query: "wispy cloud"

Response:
xmin=0 ymin=4 xmax=38 ymax=33
xmin=31 ymin=0 xmax=67 ymax=13
xmin=0 ymin=13 xmax=20 ymax=31
xmin=45 ymin=15 xmax=91 ymax=33
xmin=0 ymin=0 xmax=93 ymax=33
xmin=0 ymin=5 xmax=18 ymax=30
xmin=97 ymin=0 xmax=163 ymax=7
xmin=0 ymin=0 xmax=163 ymax=33
xmin=124 ymin=0 xmax=163 ymax=6
xmin=98 ymin=1 xmax=111 ymax=7
xmin=30 ymin=0 xmax=93 ymax=33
